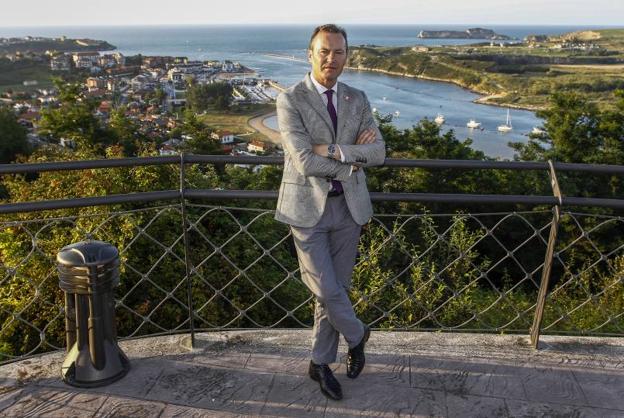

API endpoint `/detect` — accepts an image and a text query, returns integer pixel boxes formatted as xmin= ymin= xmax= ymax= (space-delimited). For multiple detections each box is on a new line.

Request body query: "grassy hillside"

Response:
xmin=349 ymin=28 xmax=624 ymax=110
xmin=0 ymin=58 xmax=54 ymax=93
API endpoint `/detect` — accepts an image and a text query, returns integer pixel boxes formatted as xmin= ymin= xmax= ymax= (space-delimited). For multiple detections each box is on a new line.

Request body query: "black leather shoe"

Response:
xmin=308 ymin=361 xmax=343 ymax=400
xmin=346 ymin=325 xmax=370 ymax=379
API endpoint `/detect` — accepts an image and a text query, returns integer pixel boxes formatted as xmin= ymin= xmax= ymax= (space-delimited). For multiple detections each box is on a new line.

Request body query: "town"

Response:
xmin=0 ymin=39 xmax=284 ymax=160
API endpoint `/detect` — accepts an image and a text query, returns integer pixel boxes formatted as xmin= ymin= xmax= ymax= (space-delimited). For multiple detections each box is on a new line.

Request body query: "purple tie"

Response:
xmin=324 ymin=90 xmax=342 ymax=194
xmin=324 ymin=90 xmax=338 ymax=133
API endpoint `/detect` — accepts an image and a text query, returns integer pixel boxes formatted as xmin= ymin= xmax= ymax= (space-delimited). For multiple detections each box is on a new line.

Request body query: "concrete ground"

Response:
xmin=1 ymin=331 xmax=623 ymax=417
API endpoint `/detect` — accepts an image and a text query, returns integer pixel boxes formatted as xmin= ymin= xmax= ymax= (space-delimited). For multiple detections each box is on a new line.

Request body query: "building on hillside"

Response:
xmin=159 ymin=138 xmax=182 ymax=156
xmin=105 ymin=66 xmax=140 ymax=78
xmin=113 ymin=52 xmax=125 ymax=66
xmin=211 ymin=130 xmax=238 ymax=152
xmin=50 ymin=54 xmax=71 ymax=71
xmin=72 ymin=51 xmax=100 ymax=69
xmin=130 ymin=74 xmax=157 ymax=91
xmin=98 ymin=53 xmax=124 ymax=68
xmin=86 ymin=77 xmax=107 ymax=90
xmin=247 ymin=139 xmax=272 ymax=154
xmin=142 ymin=56 xmax=175 ymax=69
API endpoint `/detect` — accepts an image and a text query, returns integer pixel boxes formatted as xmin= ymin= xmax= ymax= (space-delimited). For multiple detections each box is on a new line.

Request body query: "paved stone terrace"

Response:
xmin=1 ymin=331 xmax=624 ymax=417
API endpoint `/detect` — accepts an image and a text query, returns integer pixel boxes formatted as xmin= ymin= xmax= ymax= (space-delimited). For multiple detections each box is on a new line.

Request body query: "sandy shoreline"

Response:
xmin=248 ymin=110 xmax=281 ymax=144
xmin=345 ymin=65 xmax=541 ymax=111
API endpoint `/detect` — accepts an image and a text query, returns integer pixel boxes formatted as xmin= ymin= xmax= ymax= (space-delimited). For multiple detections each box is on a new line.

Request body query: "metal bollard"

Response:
xmin=57 ymin=240 xmax=130 ymax=387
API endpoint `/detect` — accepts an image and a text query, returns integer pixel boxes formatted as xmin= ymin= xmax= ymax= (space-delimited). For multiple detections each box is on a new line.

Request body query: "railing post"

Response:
xmin=530 ymin=160 xmax=562 ymax=348
xmin=180 ymin=153 xmax=196 ymax=348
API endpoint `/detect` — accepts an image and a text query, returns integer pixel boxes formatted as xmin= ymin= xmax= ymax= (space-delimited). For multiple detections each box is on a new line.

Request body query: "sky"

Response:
xmin=1 ymin=0 xmax=623 ymax=27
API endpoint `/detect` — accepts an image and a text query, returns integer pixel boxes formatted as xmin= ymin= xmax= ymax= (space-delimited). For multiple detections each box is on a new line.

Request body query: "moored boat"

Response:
xmin=467 ymin=119 xmax=481 ymax=129
xmin=497 ymin=109 xmax=513 ymax=133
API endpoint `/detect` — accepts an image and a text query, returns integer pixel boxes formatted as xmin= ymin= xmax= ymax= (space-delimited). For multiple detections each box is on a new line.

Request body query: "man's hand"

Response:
xmin=356 ymin=128 xmax=377 ymax=145
xmin=312 ymin=144 xmax=326 ymax=156
xmin=311 ymin=127 xmax=376 ymax=159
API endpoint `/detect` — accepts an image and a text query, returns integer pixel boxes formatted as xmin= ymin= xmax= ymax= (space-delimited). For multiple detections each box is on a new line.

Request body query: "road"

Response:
xmin=248 ymin=110 xmax=281 ymax=144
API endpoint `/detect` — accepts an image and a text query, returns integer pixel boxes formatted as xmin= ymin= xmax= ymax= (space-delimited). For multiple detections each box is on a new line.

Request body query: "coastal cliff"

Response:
xmin=0 ymin=37 xmax=116 ymax=54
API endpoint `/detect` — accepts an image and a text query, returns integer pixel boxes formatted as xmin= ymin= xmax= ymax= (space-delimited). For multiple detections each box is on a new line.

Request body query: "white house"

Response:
xmin=72 ymin=52 xmax=100 ymax=69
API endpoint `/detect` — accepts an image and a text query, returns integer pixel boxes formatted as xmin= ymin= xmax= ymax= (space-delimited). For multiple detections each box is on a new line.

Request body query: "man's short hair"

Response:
xmin=308 ymin=24 xmax=348 ymax=51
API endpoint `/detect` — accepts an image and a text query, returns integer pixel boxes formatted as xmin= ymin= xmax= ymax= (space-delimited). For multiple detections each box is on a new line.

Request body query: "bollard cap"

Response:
xmin=57 ymin=240 xmax=119 ymax=267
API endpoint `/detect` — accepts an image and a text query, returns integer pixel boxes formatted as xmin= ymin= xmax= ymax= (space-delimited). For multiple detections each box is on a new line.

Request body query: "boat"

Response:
xmin=466 ymin=119 xmax=481 ymax=129
xmin=434 ymin=113 xmax=445 ymax=124
xmin=497 ymin=109 xmax=513 ymax=133
xmin=531 ymin=126 xmax=546 ymax=135
xmin=394 ymin=110 xmax=400 ymax=117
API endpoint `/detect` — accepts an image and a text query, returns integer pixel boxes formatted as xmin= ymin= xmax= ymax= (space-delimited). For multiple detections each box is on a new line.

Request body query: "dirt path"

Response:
xmin=248 ymin=110 xmax=281 ymax=144
xmin=551 ymin=64 xmax=624 ymax=71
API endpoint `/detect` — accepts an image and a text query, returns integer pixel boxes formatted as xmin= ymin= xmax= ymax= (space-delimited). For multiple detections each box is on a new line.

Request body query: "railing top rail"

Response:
xmin=2 ymin=189 xmax=624 ymax=215
xmin=1 ymin=155 xmax=624 ymax=175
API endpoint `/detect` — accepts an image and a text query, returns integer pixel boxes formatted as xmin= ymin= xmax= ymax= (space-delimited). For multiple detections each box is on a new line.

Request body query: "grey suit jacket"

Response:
xmin=275 ymin=73 xmax=386 ymax=228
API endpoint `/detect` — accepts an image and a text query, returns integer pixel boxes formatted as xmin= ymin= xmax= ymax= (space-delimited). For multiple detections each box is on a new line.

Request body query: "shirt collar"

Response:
xmin=310 ymin=73 xmax=337 ymax=96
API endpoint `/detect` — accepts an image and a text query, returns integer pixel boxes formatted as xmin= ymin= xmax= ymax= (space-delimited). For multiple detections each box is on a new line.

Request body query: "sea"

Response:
xmin=2 ymin=24 xmax=616 ymax=159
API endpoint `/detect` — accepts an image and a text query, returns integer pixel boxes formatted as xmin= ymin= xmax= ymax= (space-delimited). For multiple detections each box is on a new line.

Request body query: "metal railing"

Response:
xmin=1 ymin=154 xmax=623 ymax=364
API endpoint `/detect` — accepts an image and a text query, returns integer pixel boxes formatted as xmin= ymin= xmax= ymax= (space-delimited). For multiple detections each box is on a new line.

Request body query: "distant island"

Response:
xmin=418 ymin=28 xmax=513 ymax=40
xmin=0 ymin=36 xmax=116 ymax=54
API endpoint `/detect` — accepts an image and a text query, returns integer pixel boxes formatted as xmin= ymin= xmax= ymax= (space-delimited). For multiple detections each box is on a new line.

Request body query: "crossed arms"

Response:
xmin=276 ymin=91 xmax=385 ymax=181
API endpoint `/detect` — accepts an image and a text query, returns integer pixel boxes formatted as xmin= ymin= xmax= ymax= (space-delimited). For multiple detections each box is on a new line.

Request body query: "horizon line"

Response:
xmin=2 ymin=23 xmax=624 ymax=29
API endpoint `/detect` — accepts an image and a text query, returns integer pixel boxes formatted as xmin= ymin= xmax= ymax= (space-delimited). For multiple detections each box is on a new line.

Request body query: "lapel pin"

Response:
xmin=344 ymin=95 xmax=350 ymax=101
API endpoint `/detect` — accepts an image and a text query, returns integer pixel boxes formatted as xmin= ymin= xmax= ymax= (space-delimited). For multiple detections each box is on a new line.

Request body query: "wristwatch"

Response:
xmin=327 ymin=144 xmax=336 ymax=159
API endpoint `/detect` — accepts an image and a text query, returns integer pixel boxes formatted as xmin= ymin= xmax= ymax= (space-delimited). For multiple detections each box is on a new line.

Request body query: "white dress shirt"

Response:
xmin=309 ymin=73 xmax=349 ymax=169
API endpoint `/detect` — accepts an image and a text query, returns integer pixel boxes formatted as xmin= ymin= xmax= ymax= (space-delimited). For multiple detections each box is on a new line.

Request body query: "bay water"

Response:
xmin=3 ymin=24 xmax=610 ymax=159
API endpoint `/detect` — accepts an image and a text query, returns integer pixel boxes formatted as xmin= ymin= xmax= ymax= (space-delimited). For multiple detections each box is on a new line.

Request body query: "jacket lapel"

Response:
xmin=301 ymin=74 xmax=335 ymax=142
xmin=336 ymin=82 xmax=352 ymax=144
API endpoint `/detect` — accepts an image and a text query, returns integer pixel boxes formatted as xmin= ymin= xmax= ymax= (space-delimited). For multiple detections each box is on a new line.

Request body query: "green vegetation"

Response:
xmin=186 ymin=81 xmax=234 ymax=111
xmin=0 ymin=107 xmax=29 ymax=163
xmin=198 ymin=103 xmax=276 ymax=142
xmin=0 ymin=57 xmax=55 ymax=93
xmin=38 ymin=80 xmax=112 ymax=149
xmin=0 ymin=38 xmax=115 ymax=55
xmin=1 ymin=84 xmax=624 ymax=360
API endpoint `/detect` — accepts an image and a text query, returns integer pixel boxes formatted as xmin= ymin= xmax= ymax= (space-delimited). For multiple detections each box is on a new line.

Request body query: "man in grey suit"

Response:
xmin=275 ymin=24 xmax=385 ymax=400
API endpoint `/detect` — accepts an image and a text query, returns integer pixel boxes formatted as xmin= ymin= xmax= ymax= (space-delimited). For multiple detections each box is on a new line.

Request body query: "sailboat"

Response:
xmin=497 ymin=109 xmax=513 ymax=133
xmin=466 ymin=119 xmax=481 ymax=129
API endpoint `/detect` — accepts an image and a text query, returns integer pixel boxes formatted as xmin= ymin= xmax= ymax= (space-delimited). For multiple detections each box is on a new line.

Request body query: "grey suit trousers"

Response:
xmin=290 ymin=194 xmax=366 ymax=365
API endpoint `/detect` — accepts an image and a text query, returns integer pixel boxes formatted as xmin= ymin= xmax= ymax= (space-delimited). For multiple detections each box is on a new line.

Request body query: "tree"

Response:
xmin=108 ymin=107 xmax=146 ymax=157
xmin=179 ymin=109 xmax=223 ymax=155
xmin=38 ymin=79 xmax=111 ymax=150
xmin=0 ymin=107 xmax=29 ymax=163
xmin=510 ymin=90 xmax=624 ymax=198
xmin=186 ymin=82 xmax=233 ymax=112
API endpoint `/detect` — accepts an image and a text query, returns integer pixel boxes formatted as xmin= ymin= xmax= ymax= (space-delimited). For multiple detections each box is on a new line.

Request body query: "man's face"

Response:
xmin=308 ymin=31 xmax=347 ymax=88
